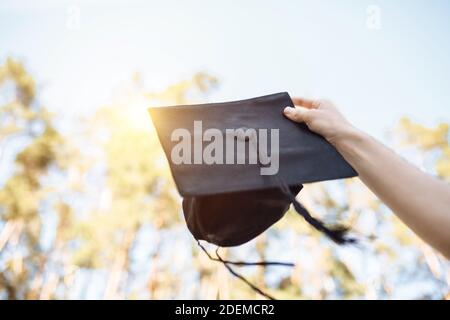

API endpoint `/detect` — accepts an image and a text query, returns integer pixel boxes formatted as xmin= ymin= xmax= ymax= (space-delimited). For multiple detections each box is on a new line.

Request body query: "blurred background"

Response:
xmin=1 ymin=0 xmax=450 ymax=299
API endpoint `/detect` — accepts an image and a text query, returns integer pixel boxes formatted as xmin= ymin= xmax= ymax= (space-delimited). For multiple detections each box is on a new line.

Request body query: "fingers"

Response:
xmin=291 ymin=97 xmax=317 ymax=109
xmin=283 ymin=106 xmax=312 ymax=123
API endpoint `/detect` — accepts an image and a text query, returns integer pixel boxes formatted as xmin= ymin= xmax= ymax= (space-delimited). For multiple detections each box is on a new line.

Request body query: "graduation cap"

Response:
xmin=149 ymin=92 xmax=357 ymax=247
xmin=149 ymin=92 xmax=358 ymax=299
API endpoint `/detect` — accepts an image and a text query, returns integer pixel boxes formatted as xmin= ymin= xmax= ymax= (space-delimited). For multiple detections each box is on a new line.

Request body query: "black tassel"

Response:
xmin=197 ymin=241 xmax=292 ymax=300
xmin=215 ymin=249 xmax=276 ymax=300
xmin=277 ymin=181 xmax=356 ymax=245
xmin=197 ymin=240 xmax=294 ymax=267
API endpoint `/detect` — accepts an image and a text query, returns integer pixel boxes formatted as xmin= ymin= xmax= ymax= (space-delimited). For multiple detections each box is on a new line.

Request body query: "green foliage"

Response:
xmin=0 ymin=58 xmax=64 ymax=299
xmin=398 ymin=117 xmax=450 ymax=180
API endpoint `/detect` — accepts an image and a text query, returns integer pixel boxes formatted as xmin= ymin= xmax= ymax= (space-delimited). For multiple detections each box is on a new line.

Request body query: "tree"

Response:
xmin=0 ymin=58 xmax=69 ymax=299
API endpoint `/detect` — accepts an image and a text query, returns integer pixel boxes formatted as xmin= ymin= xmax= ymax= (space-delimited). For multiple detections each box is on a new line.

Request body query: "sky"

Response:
xmin=1 ymin=0 xmax=450 ymax=139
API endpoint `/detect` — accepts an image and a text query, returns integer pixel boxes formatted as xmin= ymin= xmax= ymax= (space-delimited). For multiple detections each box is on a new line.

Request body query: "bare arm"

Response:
xmin=284 ymin=98 xmax=450 ymax=258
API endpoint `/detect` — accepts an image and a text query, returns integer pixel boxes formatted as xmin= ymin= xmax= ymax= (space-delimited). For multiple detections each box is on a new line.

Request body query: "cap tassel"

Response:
xmin=277 ymin=181 xmax=356 ymax=245
xmin=197 ymin=241 xmax=295 ymax=300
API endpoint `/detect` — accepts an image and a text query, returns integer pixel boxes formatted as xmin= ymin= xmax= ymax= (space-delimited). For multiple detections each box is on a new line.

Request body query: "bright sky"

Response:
xmin=1 ymin=0 xmax=450 ymax=139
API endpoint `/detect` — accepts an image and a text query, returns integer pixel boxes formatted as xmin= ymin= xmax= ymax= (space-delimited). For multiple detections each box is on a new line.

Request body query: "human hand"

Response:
xmin=283 ymin=97 xmax=357 ymax=146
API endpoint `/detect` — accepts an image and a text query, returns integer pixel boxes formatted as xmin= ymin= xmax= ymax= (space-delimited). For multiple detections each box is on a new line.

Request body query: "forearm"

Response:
xmin=284 ymin=97 xmax=450 ymax=257
xmin=335 ymin=128 xmax=450 ymax=258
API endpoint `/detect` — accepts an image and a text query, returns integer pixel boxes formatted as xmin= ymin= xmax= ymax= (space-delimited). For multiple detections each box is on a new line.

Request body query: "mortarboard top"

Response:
xmin=149 ymin=92 xmax=357 ymax=197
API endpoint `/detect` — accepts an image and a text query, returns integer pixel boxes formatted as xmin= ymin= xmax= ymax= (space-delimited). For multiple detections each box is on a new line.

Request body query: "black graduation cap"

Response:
xmin=149 ymin=92 xmax=357 ymax=247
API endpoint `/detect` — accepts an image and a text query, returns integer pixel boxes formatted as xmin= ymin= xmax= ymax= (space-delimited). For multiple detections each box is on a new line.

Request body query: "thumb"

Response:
xmin=283 ymin=106 xmax=311 ymax=123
